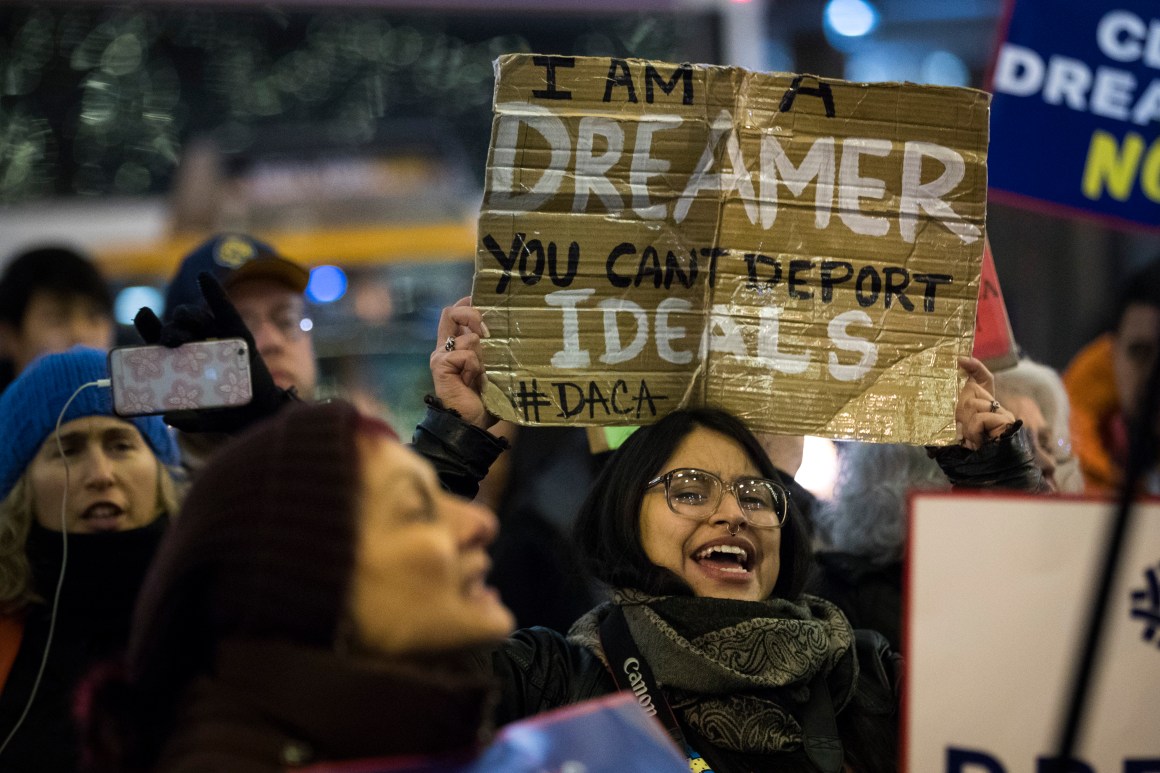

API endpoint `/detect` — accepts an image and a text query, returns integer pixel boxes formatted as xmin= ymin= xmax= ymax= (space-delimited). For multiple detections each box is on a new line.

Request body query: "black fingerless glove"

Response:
xmin=928 ymin=421 xmax=1046 ymax=491
xmin=133 ymin=272 xmax=297 ymax=434
xmin=412 ymin=395 xmax=509 ymax=499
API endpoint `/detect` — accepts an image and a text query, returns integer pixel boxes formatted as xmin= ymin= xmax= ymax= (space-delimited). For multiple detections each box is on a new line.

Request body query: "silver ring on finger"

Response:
xmin=990 ymin=399 xmax=1000 ymax=413
xmin=444 ymin=336 xmax=456 ymax=352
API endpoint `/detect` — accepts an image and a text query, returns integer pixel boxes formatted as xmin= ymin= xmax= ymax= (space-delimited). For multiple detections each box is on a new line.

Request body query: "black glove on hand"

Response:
xmin=133 ymin=272 xmax=297 ymax=434
xmin=928 ymin=420 xmax=1046 ymax=492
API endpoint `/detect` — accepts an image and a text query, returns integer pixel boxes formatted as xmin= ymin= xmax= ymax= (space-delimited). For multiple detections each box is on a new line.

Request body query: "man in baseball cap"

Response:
xmin=164 ymin=234 xmax=318 ymax=400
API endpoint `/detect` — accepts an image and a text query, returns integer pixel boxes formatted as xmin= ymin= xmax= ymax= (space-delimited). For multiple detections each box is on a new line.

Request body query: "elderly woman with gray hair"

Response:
xmin=993 ymin=356 xmax=1082 ymax=494
xmin=809 ymin=444 xmax=949 ymax=651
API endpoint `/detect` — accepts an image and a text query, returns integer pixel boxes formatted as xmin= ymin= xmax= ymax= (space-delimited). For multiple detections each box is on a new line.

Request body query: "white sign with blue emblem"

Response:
xmin=905 ymin=493 xmax=1160 ymax=773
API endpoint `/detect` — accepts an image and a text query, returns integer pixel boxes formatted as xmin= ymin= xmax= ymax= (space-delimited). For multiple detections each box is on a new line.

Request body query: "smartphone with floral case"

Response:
xmin=108 ymin=338 xmax=253 ymax=417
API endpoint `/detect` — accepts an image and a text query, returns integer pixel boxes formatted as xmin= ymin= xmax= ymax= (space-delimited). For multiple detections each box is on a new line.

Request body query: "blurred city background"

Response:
xmin=1 ymin=0 xmax=1157 ymax=438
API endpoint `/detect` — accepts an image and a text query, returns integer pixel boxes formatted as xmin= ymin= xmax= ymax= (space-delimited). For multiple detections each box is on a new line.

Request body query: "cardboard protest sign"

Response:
xmin=988 ymin=0 xmax=1160 ymax=231
xmin=475 ymin=54 xmax=989 ymax=444
xmin=971 ymin=237 xmax=1019 ymax=371
xmin=905 ymin=493 xmax=1160 ymax=772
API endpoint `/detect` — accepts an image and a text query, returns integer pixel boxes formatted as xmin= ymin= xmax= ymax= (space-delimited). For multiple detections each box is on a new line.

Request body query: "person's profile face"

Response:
xmin=28 ymin=415 xmax=162 ymax=533
xmin=3 ymin=291 xmax=114 ymax=373
xmin=638 ymin=426 xmax=782 ymax=601
xmin=348 ymin=433 xmax=514 ymax=656
xmin=1113 ymin=303 xmax=1160 ymax=419
xmin=227 ymin=278 xmax=318 ymax=400
xmin=1002 ymin=394 xmax=1058 ymax=493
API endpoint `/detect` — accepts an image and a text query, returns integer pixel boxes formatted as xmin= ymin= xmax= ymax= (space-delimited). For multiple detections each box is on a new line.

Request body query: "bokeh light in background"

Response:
xmin=0 ymin=6 xmax=707 ymax=205
xmin=844 ymin=47 xmax=906 ymax=82
xmin=113 ymin=284 xmax=164 ymax=325
xmin=824 ymin=0 xmax=879 ymax=39
xmin=764 ymin=37 xmax=794 ymax=73
xmin=845 ymin=44 xmax=970 ymax=86
xmin=796 ymin=436 xmax=840 ymax=500
xmin=352 ymin=278 xmax=396 ymax=326
xmin=920 ymin=49 xmax=970 ymax=87
xmin=307 ymin=264 xmax=348 ymax=303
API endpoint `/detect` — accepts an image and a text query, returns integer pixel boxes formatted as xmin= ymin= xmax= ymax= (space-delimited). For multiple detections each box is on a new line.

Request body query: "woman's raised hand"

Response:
xmin=956 ymin=356 xmax=1017 ymax=450
xmin=431 ymin=297 xmax=496 ymax=429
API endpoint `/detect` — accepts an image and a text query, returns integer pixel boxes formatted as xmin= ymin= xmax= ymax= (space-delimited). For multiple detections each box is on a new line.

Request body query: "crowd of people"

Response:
xmin=0 ymin=230 xmax=1155 ymax=773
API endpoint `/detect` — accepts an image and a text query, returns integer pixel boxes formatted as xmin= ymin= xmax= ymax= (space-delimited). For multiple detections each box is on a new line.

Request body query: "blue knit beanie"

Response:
xmin=0 ymin=347 xmax=179 ymax=502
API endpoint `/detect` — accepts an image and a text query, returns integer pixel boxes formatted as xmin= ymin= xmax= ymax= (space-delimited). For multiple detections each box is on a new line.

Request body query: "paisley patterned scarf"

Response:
xmin=569 ymin=588 xmax=857 ymax=755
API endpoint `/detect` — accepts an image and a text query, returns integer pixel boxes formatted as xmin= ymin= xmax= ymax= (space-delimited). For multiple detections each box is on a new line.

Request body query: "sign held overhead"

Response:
xmin=475 ymin=54 xmax=990 ymax=445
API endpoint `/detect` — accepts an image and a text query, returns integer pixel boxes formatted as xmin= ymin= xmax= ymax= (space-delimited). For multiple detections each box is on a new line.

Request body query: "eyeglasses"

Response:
xmin=1035 ymin=429 xmax=1075 ymax=466
xmin=645 ymin=468 xmax=789 ymax=529
xmin=239 ymin=306 xmax=313 ymax=341
xmin=1051 ymin=437 xmax=1074 ymax=465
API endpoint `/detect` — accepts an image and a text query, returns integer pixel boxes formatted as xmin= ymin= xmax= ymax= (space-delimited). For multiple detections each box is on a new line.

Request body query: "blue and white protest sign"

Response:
xmin=905 ymin=493 xmax=1160 ymax=772
xmin=988 ymin=0 xmax=1160 ymax=230
xmin=301 ymin=693 xmax=689 ymax=773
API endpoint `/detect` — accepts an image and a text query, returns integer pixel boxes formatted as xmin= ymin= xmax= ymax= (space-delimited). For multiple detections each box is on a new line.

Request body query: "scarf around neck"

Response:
xmin=568 ymin=588 xmax=857 ymax=756
xmin=25 ymin=517 xmax=168 ymax=637
xmin=153 ymin=639 xmax=499 ymax=772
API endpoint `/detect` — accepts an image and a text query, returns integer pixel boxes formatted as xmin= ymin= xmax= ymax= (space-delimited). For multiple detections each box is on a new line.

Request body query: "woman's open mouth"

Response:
xmin=693 ymin=543 xmax=754 ymax=579
xmin=80 ymin=502 xmax=127 ymax=532
xmin=462 ymin=563 xmax=503 ymax=604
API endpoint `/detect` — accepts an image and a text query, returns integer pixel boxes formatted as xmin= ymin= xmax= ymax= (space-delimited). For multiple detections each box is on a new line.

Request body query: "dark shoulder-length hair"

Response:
xmin=572 ymin=408 xmax=812 ymax=599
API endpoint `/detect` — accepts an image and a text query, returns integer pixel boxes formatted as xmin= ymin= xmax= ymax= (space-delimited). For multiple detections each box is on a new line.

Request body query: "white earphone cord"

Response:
xmin=0 ymin=378 xmax=109 ymax=757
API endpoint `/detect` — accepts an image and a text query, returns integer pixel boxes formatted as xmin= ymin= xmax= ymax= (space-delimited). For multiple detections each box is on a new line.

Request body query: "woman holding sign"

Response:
xmin=419 ymin=298 xmax=1038 ymax=773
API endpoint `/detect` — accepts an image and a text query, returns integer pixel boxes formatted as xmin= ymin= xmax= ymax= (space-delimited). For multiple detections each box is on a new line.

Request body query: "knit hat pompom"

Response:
xmin=0 ymin=347 xmax=179 ymax=501
xmin=128 ymin=399 xmax=369 ymax=701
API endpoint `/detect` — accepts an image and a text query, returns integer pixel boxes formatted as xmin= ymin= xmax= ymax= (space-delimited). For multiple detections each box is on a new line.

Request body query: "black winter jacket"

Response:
xmin=483 ymin=625 xmax=900 ymax=773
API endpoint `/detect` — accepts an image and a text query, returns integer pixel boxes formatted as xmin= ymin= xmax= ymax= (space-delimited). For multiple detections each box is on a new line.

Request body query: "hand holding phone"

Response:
xmin=109 ymin=339 xmax=253 ymax=417
xmin=131 ymin=273 xmax=297 ymax=433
